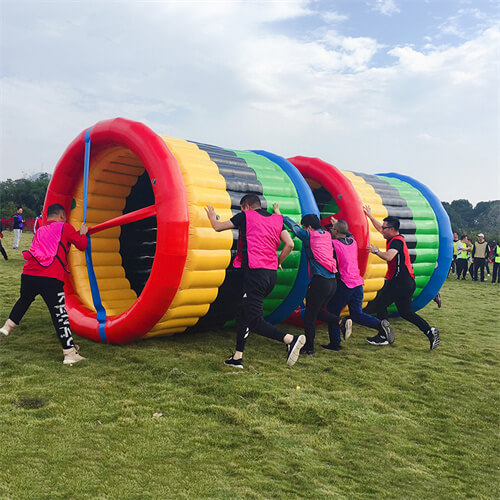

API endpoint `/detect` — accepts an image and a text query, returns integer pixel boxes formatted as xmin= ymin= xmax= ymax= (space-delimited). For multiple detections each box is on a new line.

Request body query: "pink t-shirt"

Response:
xmin=333 ymin=237 xmax=364 ymax=288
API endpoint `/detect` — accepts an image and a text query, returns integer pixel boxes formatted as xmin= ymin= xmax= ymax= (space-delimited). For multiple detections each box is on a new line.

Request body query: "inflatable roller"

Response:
xmin=44 ymin=118 xmax=452 ymax=344
xmin=286 ymin=157 xmax=452 ymax=321
xmin=44 ymin=118 xmax=317 ymax=343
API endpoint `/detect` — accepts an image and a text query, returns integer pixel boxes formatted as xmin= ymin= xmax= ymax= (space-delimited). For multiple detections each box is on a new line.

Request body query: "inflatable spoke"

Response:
xmin=88 ymin=205 xmax=157 ymax=236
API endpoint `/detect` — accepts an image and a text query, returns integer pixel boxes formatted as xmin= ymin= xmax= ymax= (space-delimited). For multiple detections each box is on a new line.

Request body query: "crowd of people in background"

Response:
xmin=451 ymin=232 xmax=500 ymax=283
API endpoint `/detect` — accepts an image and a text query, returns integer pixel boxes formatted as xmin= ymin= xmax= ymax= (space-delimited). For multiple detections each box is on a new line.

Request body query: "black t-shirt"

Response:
xmin=230 ymin=209 xmax=284 ymax=269
xmin=389 ymin=238 xmax=413 ymax=282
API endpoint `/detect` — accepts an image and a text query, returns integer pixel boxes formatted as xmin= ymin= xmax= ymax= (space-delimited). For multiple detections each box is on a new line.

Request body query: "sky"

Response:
xmin=0 ymin=0 xmax=499 ymax=204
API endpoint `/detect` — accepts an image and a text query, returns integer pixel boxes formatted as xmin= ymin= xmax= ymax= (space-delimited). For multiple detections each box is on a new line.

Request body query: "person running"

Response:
xmin=273 ymin=206 xmax=351 ymax=355
xmin=324 ymin=217 xmax=395 ymax=349
xmin=0 ymin=203 xmax=88 ymax=365
xmin=205 ymin=194 xmax=305 ymax=368
xmin=364 ymin=206 xmax=440 ymax=349
xmin=0 ymin=220 xmax=8 ymax=261
xmin=456 ymin=235 xmax=471 ymax=280
xmin=12 ymin=206 xmax=24 ymax=250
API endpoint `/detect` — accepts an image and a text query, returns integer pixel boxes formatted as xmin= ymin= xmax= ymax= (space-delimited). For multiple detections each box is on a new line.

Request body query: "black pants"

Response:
xmin=450 ymin=255 xmax=457 ymax=274
xmin=374 ymin=277 xmax=430 ymax=334
xmin=473 ymin=258 xmax=486 ymax=281
xmin=235 ymin=269 xmax=287 ymax=352
xmin=456 ymin=258 xmax=468 ymax=279
xmin=303 ymin=275 xmax=340 ymax=351
xmin=492 ymin=263 xmax=500 ymax=283
xmin=9 ymin=274 xmax=75 ymax=349
xmin=0 ymin=239 xmax=7 ymax=260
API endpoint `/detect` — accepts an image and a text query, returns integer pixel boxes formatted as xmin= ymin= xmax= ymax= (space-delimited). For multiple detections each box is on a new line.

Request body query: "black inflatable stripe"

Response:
xmin=187 ymin=142 xmax=265 ymax=331
xmin=119 ymin=171 xmax=157 ymax=296
xmin=354 ymin=172 xmax=417 ymax=259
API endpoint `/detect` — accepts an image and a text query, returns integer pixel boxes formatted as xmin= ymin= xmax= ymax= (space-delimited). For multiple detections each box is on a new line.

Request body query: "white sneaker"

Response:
xmin=63 ymin=347 xmax=86 ymax=365
xmin=0 ymin=319 xmax=18 ymax=337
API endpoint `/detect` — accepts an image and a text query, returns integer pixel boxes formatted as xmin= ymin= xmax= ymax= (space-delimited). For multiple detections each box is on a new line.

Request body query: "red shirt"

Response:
xmin=23 ymin=221 xmax=88 ymax=281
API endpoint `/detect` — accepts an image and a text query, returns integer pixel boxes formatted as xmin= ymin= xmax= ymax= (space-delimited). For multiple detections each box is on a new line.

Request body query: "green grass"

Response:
xmin=0 ymin=230 xmax=499 ymax=499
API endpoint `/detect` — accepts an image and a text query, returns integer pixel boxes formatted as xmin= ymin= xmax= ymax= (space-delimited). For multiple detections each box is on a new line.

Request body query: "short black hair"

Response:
xmin=333 ymin=219 xmax=349 ymax=235
xmin=301 ymin=214 xmax=321 ymax=230
xmin=239 ymin=194 xmax=261 ymax=208
xmin=383 ymin=216 xmax=400 ymax=231
xmin=460 ymin=234 xmax=467 ymax=240
xmin=17 ymin=206 xmax=22 ymax=210
xmin=47 ymin=203 xmax=66 ymax=217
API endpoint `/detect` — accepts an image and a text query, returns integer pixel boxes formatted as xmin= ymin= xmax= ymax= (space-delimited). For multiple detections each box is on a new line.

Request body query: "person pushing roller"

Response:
xmin=364 ymin=205 xmax=440 ymax=349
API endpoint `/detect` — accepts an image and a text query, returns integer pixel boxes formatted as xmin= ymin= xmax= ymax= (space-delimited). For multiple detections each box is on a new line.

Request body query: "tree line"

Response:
xmin=0 ymin=175 xmax=498 ymax=241
xmin=0 ymin=174 xmax=51 ymax=220
xmin=442 ymin=199 xmax=500 ymax=242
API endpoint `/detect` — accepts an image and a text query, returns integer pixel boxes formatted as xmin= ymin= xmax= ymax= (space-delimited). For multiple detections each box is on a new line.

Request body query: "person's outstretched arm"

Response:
xmin=205 ymin=205 xmax=235 ymax=232
xmin=367 ymin=243 xmax=397 ymax=262
xmin=364 ymin=205 xmax=383 ymax=234
xmin=274 ymin=203 xmax=307 ymax=240
xmin=278 ymin=229 xmax=294 ymax=268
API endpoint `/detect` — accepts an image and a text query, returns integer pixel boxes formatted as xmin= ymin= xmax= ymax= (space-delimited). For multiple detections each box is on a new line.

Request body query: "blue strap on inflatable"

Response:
xmin=83 ymin=128 xmax=108 ymax=342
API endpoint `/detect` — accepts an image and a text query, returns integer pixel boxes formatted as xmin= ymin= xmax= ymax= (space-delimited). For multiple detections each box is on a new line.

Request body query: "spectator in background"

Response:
xmin=0 ymin=220 xmax=7 ymax=261
xmin=12 ymin=206 xmax=24 ymax=250
xmin=490 ymin=241 xmax=500 ymax=284
xmin=472 ymin=233 xmax=488 ymax=282
xmin=456 ymin=235 xmax=471 ymax=280
xmin=450 ymin=232 xmax=459 ymax=275
xmin=33 ymin=213 xmax=43 ymax=234
xmin=467 ymin=237 xmax=475 ymax=279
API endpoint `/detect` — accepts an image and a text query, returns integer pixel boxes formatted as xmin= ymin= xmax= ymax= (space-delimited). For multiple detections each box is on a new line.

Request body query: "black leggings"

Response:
xmin=0 ymin=239 xmax=7 ymax=260
xmin=9 ymin=274 xmax=75 ymax=349
xmin=374 ymin=277 xmax=430 ymax=334
xmin=235 ymin=269 xmax=287 ymax=352
xmin=456 ymin=258 xmax=468 ymax=279
xmin=303 ymin=275 xmax=340 ymax=351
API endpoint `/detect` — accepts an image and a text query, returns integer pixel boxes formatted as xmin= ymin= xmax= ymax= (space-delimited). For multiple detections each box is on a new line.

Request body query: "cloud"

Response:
xmin=372 ymin=0 xmax=400 ymax=16
xmin=0 ymin=1 xmax=498 ymax=204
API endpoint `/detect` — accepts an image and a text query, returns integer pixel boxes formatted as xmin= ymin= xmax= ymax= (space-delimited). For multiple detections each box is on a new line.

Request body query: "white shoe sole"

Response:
xmin=366 ymin=339 xmax=389 ymax=346
xmin=381 ymin=320 xmax=395 ymax=344
xmin=287 ymin=335 xmax=305 ymax=366
xmin=344 ymin=319 xmax=352 ymax=340
xmin=0 ymin=328 xmax=9 ymax=337
xmin=63 ymin=357 xmax=86 ymax=365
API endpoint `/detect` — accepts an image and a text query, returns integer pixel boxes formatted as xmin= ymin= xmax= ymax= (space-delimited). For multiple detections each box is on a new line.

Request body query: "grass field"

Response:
xmin=0 ymin=230 xmax=499 ymax=499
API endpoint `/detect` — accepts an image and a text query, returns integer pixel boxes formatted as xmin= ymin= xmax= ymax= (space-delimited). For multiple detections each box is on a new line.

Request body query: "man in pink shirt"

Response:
xmin=0 ymin=203 xmax=89 ymax=365
xmin=206 ymin=194 xmax=305 ymax=369
xmin=325 ymin=217 xmax=394 ymax=349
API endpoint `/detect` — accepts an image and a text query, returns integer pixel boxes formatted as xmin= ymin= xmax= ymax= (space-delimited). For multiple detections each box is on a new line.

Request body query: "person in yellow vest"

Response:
xmin=491 ymin=241 xmax=500 ymax=284
xmin=472 ymin=233 xmax=489 ymax=282
xmin=456 ymin=235 xmax=471 ymax=280
xmin=450 ymin=232 xmax=459 ymax=276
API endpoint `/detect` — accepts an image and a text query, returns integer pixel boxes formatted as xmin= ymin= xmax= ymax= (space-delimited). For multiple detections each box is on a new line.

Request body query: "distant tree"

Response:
xmin=0 ymin=174 xmax=50 ymax=219
xmin=443 ymin=199 xmax=499 ymax=242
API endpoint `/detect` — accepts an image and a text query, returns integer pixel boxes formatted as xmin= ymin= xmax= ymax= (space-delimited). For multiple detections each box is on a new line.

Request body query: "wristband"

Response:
xmin=374 ymin=248 xmax=379 ymax=254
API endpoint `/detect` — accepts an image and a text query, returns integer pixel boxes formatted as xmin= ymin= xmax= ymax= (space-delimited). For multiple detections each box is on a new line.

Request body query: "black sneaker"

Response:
xmin=366 ymin=334 xmax=389 ymax=346
xmin=286 ymin=335 xmax=306 ymax=366
xmin=340 ymin=318 xmax=352 ymax=340
xmin=380 ymin=319 xmax=395 ymax=345
xmin=300 ymin=347 xmax=314 ymax=355
xmin=321 ymin=343 xmax=342 ymax=351
xmin=224 ymin=355 xmax=243 ymax=369
xmin=433 ymin=293 xmax=442 ymax=308
xmin=427 ymin=328 xmax=440 ymax=350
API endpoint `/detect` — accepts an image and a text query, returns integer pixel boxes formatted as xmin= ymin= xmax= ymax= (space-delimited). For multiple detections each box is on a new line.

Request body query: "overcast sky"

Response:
xmin=1 ymin=0 xmax=498 ymax=204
